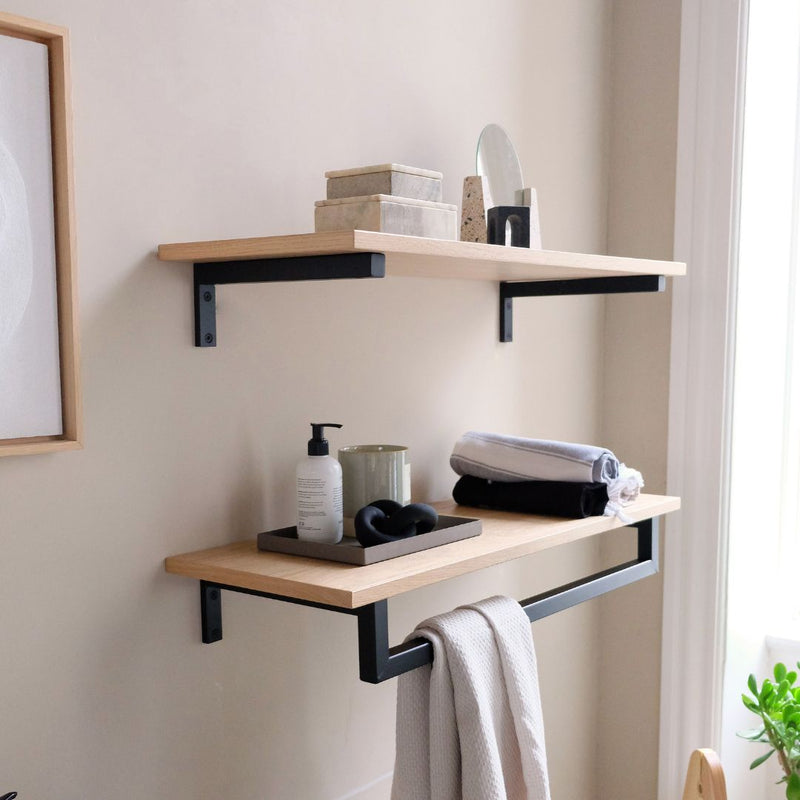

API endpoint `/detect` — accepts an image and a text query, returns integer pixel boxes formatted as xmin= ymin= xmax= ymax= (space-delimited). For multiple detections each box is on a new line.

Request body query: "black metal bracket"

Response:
xmin=198 ymin=516 xmax=659 ymax=684
xmin=193 ymin=252 xmax=385 ymax=347
xmin=499 ymin=274 xmax=666 ymax=342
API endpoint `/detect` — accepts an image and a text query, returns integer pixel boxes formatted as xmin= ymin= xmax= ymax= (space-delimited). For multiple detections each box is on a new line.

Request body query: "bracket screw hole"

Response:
xmin=204 ymin=333 xmax=214 ymax=344
xmin=203 ymin=291 xmax=213 ymax=302
xmin=210 ymin=590 xmax=219 ymax=600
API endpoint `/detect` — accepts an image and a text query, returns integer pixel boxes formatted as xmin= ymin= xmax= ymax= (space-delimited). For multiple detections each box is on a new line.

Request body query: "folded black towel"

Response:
xmin=452 ymin=475 xmax=608 ymax=519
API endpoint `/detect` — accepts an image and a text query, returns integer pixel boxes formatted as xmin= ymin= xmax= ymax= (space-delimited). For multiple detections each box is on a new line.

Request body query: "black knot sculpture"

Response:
xmin=354 ymin=499 xmax=438 ymax=547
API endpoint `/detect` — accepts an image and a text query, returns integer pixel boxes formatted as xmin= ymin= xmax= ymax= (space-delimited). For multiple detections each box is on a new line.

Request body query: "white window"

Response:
xmin=722 ymin=5 xmax=800 ymax=799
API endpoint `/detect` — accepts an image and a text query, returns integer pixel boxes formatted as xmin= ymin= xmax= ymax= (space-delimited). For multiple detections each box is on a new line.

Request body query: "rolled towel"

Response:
xmin=450 ymin=431 xmax=619 ymax=484
xmin=607 ymin=464 xmax=644 ymax=505
xmin=604 ymin=464 xmax=645 ymax=522
xmin=453 ymin=475 xmax=609 ymax=518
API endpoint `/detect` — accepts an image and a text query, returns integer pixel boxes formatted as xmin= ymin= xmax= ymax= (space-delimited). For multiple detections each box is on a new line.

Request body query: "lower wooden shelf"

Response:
xmin=165 ymin=494 xmax=679 ymax=682
xmin=165 ymin=493 xmax=679 ymax=610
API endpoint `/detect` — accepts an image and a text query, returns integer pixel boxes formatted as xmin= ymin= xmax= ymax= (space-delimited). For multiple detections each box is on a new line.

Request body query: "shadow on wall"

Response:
xmin=72 ymin=249 xmax=404 ymax=796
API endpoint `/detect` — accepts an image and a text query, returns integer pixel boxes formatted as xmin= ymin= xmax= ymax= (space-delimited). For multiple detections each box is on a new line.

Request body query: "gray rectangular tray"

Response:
xmin=256 ymin=515 xmax=481 ymax=565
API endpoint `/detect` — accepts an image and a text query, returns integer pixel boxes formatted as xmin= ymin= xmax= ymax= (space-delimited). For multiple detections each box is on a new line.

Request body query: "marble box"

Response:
xmin=315 ymin=194 xmax=457 ymax=240
xmin=326 ymin=163 xmax=443 ymax=202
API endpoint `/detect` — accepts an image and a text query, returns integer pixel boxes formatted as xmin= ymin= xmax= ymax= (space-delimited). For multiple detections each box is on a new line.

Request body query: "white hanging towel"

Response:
xmin=391 ymin=596 xmax=551 ymax=800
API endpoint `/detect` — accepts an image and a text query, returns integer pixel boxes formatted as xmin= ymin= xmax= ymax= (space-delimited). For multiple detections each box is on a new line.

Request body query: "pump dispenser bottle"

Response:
xmin=296 ymin=423 xmax=343 ymax=543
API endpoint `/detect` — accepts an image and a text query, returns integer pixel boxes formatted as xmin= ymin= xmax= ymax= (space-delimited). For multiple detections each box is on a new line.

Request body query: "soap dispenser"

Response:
xmin=296 ymin=423 xmax=343 ymax=543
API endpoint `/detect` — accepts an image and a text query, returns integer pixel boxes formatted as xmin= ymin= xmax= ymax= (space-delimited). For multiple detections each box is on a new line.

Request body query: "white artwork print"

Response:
xmin=0 ymin=140 xmax=34 ymax=349
xmin=0 ymin=34 xmax=63 ymax=439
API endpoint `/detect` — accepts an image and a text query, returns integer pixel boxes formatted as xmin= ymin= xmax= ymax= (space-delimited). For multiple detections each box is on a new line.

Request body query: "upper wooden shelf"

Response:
xmin=165 ymin=493 xmax=680 ymax=610
xmin=157 ymin=230 xmax=686 ymax=283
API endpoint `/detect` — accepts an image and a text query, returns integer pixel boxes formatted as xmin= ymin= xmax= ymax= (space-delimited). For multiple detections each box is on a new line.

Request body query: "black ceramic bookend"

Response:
xmin=487 ymin=205 xmax=531 ymax=248
xmin=354 ymin=500 xmax=438 ymax=547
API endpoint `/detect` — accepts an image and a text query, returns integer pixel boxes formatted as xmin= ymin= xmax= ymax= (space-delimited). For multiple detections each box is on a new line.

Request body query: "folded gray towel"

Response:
xmin=450 ymin=431 xmax=620 ymax=484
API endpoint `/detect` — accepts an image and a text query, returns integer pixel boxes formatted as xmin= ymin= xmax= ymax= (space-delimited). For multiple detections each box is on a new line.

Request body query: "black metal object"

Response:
xmin=193 ymin=252 xmax=385 ymax=347
xmin=499 ymin=274 xmax=666 ymax=342
xmin=196 ymin=517 xmax=659 ymax=684
xmin=199 ymin=581 xmax=360 ymax=644
xmin=487 ymin=206 xmax=531 ymax=248
xmin=357 ymin=517 xmax=658 ymax=682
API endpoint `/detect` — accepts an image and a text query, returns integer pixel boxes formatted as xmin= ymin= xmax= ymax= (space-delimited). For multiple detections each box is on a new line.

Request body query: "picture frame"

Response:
xmin=0 ymin=12 xmax=81 ymax=457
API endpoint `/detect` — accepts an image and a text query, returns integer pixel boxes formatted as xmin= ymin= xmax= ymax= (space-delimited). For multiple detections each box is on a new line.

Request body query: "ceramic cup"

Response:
xmin=338 ymin=445 xmax=411 ymax=537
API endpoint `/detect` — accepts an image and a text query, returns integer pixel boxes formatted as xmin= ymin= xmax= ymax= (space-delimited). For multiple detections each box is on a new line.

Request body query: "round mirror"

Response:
xmin=476 ymin=124 xmax=524 ymax=207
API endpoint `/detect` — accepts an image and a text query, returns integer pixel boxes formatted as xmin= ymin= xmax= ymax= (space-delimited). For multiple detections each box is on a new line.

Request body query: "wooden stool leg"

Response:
xmin=682 ymin=749 xmax=728 ymax=800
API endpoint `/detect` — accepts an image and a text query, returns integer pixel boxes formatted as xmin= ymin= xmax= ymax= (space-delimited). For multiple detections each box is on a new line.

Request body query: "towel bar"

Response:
xmin=198 ymin=516 xmax=658 ymax=684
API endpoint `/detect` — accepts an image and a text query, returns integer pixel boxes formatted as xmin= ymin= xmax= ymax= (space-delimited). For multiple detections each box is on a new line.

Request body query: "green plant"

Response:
xmin=740 ymin=661 xmax=800 ymax=799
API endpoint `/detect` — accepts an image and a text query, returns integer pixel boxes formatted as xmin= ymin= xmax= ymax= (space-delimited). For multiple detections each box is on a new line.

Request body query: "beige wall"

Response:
xmin=0 ymin=1 xmax=679 ymax=798
xmin=599 ymin=1 xmax=681 ymax=799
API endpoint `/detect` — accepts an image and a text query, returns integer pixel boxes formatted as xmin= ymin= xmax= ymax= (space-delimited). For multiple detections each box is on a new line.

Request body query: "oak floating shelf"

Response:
xmin=165 ymin=493 xmax=680 ymax=682
xmin=156 ymin=230 xmax=686 ymax=345
xmin=158 ymin=230 xmax=685 ymax=281
xmin=165 ymin=494 xmax=678 ymax=608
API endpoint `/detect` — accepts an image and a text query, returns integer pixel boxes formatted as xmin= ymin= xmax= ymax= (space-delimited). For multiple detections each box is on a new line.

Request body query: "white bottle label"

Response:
xmin=297 ymin=475 xmax=343 ymax=540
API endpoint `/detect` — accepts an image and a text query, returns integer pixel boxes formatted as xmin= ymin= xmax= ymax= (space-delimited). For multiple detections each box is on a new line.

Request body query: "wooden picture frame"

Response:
xmin=0 ymin=12 xmax=81 ymax=456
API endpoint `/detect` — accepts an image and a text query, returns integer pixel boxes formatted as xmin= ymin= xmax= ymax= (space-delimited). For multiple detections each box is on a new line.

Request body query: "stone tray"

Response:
xmin=256 ymin=514 xmax=482 ymax=565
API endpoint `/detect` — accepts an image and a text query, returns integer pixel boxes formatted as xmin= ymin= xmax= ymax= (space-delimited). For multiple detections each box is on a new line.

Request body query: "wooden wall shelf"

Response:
xmin=165 ymin=494 xmax=679 ymax=682
xmin=157 ymin=231 xmax=686 ymax=344
xmin=158 ymin=230 xmax=685 ymax=282
xmin=166 ymin=494 xmax=678 ymax=609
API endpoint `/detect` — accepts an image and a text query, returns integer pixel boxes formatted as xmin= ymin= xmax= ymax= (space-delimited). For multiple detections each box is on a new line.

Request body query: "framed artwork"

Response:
xmin=0 ymin=12 xmax=81 ymax=456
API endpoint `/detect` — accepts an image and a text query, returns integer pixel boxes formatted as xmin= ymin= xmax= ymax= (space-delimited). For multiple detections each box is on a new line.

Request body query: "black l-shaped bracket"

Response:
xmin=198 ymin=516 xmax=659 ymax=684
xmin=194 ymin=253 xmax=385 ymax=346
xmin=192 ymin=254 xmax=664 ymax=346
xmin=499 ymin=274 xmax=666 ymax=342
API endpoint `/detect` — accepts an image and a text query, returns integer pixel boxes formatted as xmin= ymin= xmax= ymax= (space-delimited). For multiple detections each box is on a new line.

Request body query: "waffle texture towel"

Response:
xmin=450 ymin=431 xmax=619 ymax=485
xmin=391 ymin=596 xmax=551 ymax=800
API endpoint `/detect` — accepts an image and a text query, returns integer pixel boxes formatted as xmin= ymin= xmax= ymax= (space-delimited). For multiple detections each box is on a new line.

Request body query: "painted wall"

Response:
xmin=600 ymin=1 xmax=682 ymax=798
xmin=0 ymin=1 xmax=678 ymax=798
